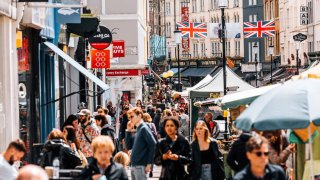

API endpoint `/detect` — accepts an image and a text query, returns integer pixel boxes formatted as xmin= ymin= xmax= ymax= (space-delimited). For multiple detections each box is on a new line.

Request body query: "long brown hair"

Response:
xmin=192 ymin=120 xmax=210 ymax=143
xmin=64 ymin=125 xmax=80 ymax=150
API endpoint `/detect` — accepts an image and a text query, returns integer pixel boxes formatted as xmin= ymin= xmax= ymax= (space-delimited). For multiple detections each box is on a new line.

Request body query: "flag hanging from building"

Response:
xmin=181 ymin=7 xmax=189 ymax=22
xmin=181 ymin=6 xmax=190 ymax=52
xmin=227 ymin=58 xmax=235 ymax=68
xmin=177 ymin=22 xmax=207 ymax=38
xmin=243 ymin=20 xmax=275 ymax=38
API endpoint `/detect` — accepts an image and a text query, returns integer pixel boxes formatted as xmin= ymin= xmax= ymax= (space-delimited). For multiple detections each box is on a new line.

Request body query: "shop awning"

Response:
xmin=44 ymin=42 xmax=109 ymax=90
xmin=180 ymin=67 xmax=216 ymax=77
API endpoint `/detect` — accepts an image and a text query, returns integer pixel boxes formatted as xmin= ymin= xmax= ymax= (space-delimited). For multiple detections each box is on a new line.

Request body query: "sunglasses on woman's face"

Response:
xmin=253 ymin=151 xmax=269 ymax=157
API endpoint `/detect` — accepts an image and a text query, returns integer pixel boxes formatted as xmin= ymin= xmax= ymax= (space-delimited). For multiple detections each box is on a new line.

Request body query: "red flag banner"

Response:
xmin=182 ymin=37 xmax=190 ymax=52
xmin=181 ymin=7 xmax=189 ymax=22
xmin=91 ymin=49 xmax=110 ymax=68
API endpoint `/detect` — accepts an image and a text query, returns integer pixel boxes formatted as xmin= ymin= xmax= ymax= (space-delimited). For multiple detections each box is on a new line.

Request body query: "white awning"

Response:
xmin=44 ymin=42 xmax=109 ymax=90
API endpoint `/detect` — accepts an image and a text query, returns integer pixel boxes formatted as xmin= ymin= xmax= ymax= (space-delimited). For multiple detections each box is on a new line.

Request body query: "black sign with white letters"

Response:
xmin=293 ymin=33 xmax=307 ymax=42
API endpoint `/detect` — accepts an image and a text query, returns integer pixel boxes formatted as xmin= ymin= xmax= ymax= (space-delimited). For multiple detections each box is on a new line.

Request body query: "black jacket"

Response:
xmin=227 ymin=132 xmax=252 ymax=172
xmin=79 ymin=159 xmax=128 ymax=180
xmin=40 ymin=139 xmax=82 ymax=169
xmin=119 ymin=114 xmax=129 ymax=140
xmin=189 ymin=139 xmax=225 ymax=180
xmin=101 ymin=125 xmax=119 ymax=155
xmin=154 ymin=135 xmax=191 ymax=180
xmin=153 ymin=113 xmax=161 ymax=132
xmin=232 ymin=164 xmax=286 ymax=180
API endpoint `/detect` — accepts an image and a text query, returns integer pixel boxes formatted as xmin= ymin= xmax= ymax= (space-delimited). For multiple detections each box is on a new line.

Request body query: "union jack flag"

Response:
xmin=243 ymin=20 xmax=275 ymax=38
xmin=176 ymin=22 xmax=207 ymax=38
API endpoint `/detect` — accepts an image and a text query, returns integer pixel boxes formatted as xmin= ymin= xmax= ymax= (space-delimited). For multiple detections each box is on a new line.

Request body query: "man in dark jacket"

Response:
xmin=233 ymin=135 xmax=286 ymax=180
xmin=153 ymin=108 xmax=162 ymax=133
xmin=227 ymin=131 xmax=252 ymax=173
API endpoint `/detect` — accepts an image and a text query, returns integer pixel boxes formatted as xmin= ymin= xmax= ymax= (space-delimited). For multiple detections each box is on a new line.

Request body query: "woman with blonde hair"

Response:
xmin=80 ymin=136 xmax=128 ymax=180
xmin=189 ymin=120 xmax=225 ymax=180
xmin=142 ymin=113 xmax=157 ymax=139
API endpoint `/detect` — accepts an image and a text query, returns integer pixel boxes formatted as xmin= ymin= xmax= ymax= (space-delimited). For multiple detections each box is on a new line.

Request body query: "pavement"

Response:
xmin=126 ymin=165 xmax=161 ymax=180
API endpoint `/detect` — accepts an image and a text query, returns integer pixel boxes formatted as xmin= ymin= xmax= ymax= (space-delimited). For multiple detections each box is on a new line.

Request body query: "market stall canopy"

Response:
xmin=235 ymin=79 xmax=320 ymax=131
xmin=189 ymin=67 xmax=254 ymax=99
xmin=180 ymin=74 xmax=213 ymax=97
xmin=193 ymin=84 xmax=280 ymax=109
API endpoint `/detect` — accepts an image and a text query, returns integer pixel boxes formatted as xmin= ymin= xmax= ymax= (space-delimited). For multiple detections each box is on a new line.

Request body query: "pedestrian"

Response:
xmin=136 ymin=99 xmax=143 ymax=108
xmin=159 ymin=109 xmax=173 ymax=138
xmin=17 ymin=164 xmax=48 ymax=180
xmin=171 ymin=109 xmax=179 ymax=120
xmin=40 ymin=129 xmax=82 ymax=169
xmin=262 ymin=130 xmax=295 ymax=171
xmin=154 ymin=116 xmax=191 ymax=180
xmin=107 ymin=101 xmax=117 ymax=122
xmin=143 ymin=113 xmax=158 ymax=177
xmin=227 ymin=131 xmax=252 ymax=173
xmin=153 ymin=108 xmax=162 ymax=133
xmin=233 ymin=134 xmax=286 ymax=180
xmin=178 ymin=108 xmax=190 ymax=137
xmin=0 ymin=139 xmax=27 ymax=179
xmin=189 ymin=120 xmax=225 ymax=180
xmin=119 ymin=106 xmax=130 ymax=151
xmin=80 ymin=136 xmax=128 ymax=180
xmin=203 ymin=112 xmax=220 ymax=139
xmin=97 ymin=108 xmax=112 ymax=126
xmin=61 ymin=114 xmax=79 ymax=131
xmin=77 ymin=109 xmax=100 ymax=158
xmin=63 ymin=125 xmax=88 ymax=167
xmin=127 ymin=107 xmax=157 ymax=180
xmin=95 ymin=114 xmax=120 ymax=155
xmin=114 ymin=151 xmax=130 ymax=168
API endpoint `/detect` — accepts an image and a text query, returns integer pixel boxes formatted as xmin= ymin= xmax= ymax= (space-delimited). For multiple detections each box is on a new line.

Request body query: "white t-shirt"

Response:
xmin=0 ymin=155 xmax=18 ymax=180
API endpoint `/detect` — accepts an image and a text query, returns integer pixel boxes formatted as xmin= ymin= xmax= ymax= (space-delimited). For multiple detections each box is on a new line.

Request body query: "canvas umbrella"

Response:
xmin=235 ymin=78 xmax=320 ymax=180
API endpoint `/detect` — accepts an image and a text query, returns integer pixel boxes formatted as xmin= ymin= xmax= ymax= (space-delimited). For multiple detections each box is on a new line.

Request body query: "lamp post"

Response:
xmin=253 ymin=43 xmax=259 ymax=87
xmin=174 ymin=28 xmax=182 ymax=92
xmin=219 ymin=0 xmax=228 ymax=140
xmin=268 ymin=44 xmax=274 ymax=84
xmin=219 ymin=0 xmax=228 ymax=96
xmin=295 ymin=41 xmax=300 ymax=75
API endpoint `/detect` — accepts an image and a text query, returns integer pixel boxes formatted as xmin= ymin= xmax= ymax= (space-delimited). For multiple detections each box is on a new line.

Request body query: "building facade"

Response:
xmin=87 ymin=0 xmax=148 ymax=106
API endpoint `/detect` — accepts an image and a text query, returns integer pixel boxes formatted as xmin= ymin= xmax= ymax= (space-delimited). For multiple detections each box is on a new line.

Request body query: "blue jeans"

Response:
xmin=131 ymin=165 xmax=148 ymax=180
xmin=201 ymin=164 xmax=212 ymax=180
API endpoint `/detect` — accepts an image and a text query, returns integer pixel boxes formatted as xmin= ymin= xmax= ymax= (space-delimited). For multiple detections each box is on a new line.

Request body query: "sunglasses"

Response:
xmin=128 ymin=115 xmax=135 ymax=119
xmin=253 ymin=151 xmax=270 ymax=157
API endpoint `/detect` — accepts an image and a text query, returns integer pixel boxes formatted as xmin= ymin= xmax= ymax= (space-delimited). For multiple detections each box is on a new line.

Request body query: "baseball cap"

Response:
xmin=78 ymin=109 xmax=91 ymax=116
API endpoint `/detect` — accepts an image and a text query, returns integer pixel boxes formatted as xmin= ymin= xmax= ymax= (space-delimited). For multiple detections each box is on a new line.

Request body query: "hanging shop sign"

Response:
xmin=89 ymin=26 xmax=113 ymax=50
xmin=182 ymin=37 xmax=189 ymax=52
xmin=112 ymin=40 xmax=125 ymax=57
xmin=106 ymin=69 xmax=140 ymax=76
xmin=300 ymin=6 xmax=309 ymax=25
xmin=91 ymin=49 xmax=110 ymax=68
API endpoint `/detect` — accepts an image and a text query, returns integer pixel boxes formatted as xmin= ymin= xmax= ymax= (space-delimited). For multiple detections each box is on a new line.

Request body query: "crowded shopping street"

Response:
xmin=1 ymin=0 xmax=320 ymax=180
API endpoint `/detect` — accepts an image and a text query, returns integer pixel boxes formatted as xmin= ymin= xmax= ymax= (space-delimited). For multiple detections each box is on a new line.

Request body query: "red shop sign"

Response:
xmin=106 ymin=69 xmax=140 ymax=76
xmin=113 ymin=40 xmax=125 ymax=57
xmin=91 ymin=49 xmax=110 ymax=68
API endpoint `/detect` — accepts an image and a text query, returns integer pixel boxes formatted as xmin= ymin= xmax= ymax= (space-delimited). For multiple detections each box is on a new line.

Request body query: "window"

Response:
xmin=265 ymin=2 xmax=269 ymax=20
xmin=200 ymin=0 xmax=205 ymax=12
xmin=192 ymin=0 xmax=197 ymax=12
xmin=226 ymin=41 xmax=231 ymax=56
xmin=249 ymin=42 xmax=260 ymax=62
xmin=212 ymin=42 xmax=221 ymax=57
xmin=308 ymin=1 xmax=313 ymax=23
xmin=235 ymin=41 xmax=240 ymax=56
xmin=234 ymin=0 xmax=239 ymax=7
xmin=193 ymin=43 xmax=199 ymax=57
xmin=211 ymin=0 xmax=215 ymax=10
xmin=201 ymin=43 xmax=206 ymax=57
xmin=249 ymin=0 xmax=257 ymax=6
xmin=249 ymin=0 xmax=252 ymax=6
xmin=249 ymin=14 xmax=257 ymax=22
xmin=165 ymin=2 xmax=170 ymax=16
xmin=270 ymin=1 xmax=274 ymax=19
xmin=166 ymin=22 xmax=171 ymax=37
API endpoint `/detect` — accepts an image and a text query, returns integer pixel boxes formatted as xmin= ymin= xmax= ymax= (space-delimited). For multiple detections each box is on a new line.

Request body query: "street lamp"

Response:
xmin=219 ymin=0 xmax=228 ymax=140
xmin=219 ymin=0 xmax=228 ymax=96
xmin=295 ymin=41 xmax=300 ymax=75
xmin=268 ymin=44 xmax=274 ymax=84
xmin=252 ymin=43 xmax=259 ymax=87
xmin=174 ymin=28 xmax=182 ymax=92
